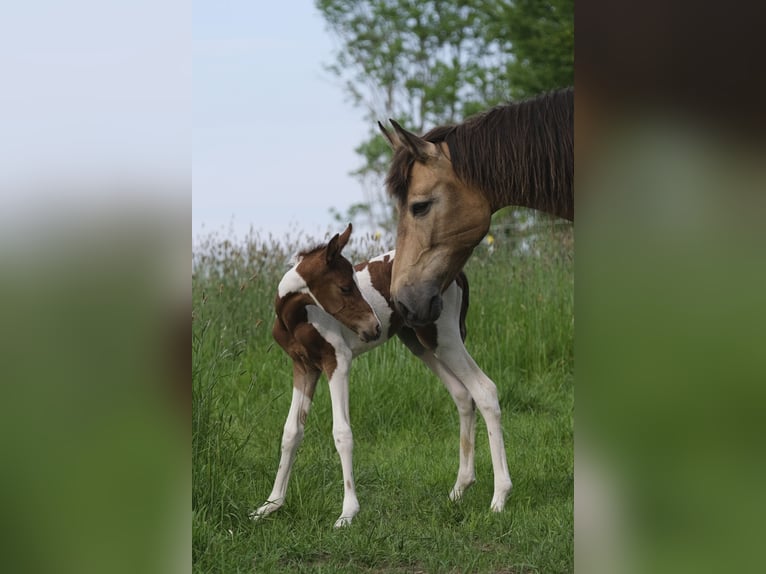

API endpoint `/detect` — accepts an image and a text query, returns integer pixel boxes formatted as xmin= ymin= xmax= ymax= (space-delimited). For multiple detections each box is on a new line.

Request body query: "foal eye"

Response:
xmin=340 ymin=285 xmax=354 ymax=295
xmin=410 ymin=201 xmax=432 ymax=217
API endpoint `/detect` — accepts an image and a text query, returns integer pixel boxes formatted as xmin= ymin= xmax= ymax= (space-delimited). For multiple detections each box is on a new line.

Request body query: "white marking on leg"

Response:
xmin=435 ymin=283 xmax=512 ymax=512
xmin=316 ymin=348 xmax=359 ymax=528
xmin=251 ymin=386 xmax=313 ymax=520
xmin=305 ymin=312 xmax=361 ymax=527
xmin=419 ymin=351 xmax=477 ymax=501
xmin=326 ymin=352 xmax=359 ymax=527
xmin=439 ymin=351 xmax=512 ymax=511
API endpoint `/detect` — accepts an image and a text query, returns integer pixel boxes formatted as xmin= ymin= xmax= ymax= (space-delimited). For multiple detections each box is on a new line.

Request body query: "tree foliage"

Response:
xmin=316 ymin=0 xmax=573 ymax=232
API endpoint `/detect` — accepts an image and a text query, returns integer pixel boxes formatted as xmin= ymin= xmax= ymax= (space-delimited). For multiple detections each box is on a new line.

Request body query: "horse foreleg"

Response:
xmin=251 ymin=365 xmax=319 ymax=521
xmin=326 ymin=352 xmax=359 ymax=527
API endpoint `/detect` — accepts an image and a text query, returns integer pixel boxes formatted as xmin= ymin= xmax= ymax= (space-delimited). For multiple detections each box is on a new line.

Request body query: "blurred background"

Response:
xmin=0 ymin=1 xmax=190 ymax=573
xmin=576 ymin=1 xmax=766 ymax=573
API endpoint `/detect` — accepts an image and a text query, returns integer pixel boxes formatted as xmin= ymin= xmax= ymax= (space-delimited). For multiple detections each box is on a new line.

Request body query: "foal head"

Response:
xmin=281 ymin=224 xmax=381 ymax=342
xmin=379 ymin=121 xmax=491 ymax=326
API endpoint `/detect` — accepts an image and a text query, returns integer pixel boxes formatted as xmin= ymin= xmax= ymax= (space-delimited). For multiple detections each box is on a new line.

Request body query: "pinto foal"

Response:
xmin=252 ymin=224 xmax=511 ymax=527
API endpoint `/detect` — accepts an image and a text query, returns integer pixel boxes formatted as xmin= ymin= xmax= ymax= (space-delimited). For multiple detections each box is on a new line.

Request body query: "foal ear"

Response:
xmin=389 ymin=119 xmax=439 ymax=162
xmin=378 ymin=121 xmax=400 ymax=149
xmin=326 ymin=223 xmax=353 ymax=264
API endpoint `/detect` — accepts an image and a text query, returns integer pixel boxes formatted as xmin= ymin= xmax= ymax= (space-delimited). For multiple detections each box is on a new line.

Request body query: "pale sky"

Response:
xmin=0 ymin=1 xmax=367 ymax=246
xmin=193 ymin=1 xmax=371 ymax=242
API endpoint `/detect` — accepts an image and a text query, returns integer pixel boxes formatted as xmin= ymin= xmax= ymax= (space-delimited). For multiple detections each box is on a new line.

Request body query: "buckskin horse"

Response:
xmin=379 ymin=87 xmax=574 ymax=326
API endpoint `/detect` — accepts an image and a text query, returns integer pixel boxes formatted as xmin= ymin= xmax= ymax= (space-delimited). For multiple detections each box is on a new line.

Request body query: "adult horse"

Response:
xmin=379 ymin=87 xmax=573 ymax=326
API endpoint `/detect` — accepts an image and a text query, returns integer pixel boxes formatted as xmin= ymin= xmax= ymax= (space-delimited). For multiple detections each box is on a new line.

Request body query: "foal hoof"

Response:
xmin=490 ymin=493 xmax=511 ymax=512
xmin=250 ymin=500 xmax=282 ymax=521
xmin=249 ymin=509 xmax=266 ymax=521
xmin=490 ymin=482 xmax=512 ymax=512
xmin=333 ymin=515 xmax=354 ymax=528
xmin=449 ymin=477 xmax=476 ymax=502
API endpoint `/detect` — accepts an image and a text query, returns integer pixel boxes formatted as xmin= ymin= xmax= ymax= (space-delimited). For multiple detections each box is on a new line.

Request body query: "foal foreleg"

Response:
xmin=419 ymin=351 xmax=477 ymax=501
xmin=251 ymin=365 xmax=318 ymax=521
xmin=325 ymin=352 xmax=359 ymax=527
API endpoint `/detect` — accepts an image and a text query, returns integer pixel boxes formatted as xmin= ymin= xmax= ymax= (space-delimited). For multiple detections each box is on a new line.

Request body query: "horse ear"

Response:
xmin=378 ymin=121 xmax=400 ymax=149
xmin=326 ymin=223 xmax=352 ymax=264
xmin=389 ymin=119 xmax=439 ymax=162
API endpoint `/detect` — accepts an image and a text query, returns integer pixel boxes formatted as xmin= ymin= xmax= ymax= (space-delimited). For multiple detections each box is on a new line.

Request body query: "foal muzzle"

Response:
xmin=359 ymin=322 xmax=382 ymax=343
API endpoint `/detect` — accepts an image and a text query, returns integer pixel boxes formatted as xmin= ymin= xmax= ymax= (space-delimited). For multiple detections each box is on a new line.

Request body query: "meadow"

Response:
xmin=193 ymin=224 xmax=574 ymax=573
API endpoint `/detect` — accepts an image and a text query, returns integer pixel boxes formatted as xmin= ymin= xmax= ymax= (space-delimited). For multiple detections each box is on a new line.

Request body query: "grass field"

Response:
xmin=193 ymin=226 xmax=574 ymax=573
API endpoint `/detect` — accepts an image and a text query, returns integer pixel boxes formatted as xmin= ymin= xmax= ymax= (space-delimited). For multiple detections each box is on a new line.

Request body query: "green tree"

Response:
xmin=487 ymin=0 xmax=574 ymax=97
xmin=317 ymin=0 xmax=573 ymax=233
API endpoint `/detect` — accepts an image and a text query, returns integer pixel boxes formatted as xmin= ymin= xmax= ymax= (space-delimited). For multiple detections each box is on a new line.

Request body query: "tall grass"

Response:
xmin=193 ymin=225 xmax=573 ymax=573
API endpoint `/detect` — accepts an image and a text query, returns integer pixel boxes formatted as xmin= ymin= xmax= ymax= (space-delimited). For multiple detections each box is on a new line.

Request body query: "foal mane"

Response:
xmin=386 ymin=88 xmax=574 ymax=220
xmin=297 ymin=244 xmax=325 ymax=258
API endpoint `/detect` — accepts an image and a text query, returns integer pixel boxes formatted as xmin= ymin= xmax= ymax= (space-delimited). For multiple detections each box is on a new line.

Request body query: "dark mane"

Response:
xmin=386 ymin=88 xmax=574 ymax=220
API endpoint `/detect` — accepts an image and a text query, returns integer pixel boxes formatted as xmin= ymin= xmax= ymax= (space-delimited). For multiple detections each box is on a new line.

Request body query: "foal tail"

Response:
xmin=454 ymin=271 xmax=469 ymax=342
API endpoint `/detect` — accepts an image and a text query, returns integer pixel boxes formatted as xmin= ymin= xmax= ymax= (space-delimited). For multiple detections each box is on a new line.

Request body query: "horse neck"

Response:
xmin=452 ymin=90 xmax=574 ymax=221
xmin=486 ymin=160 xmax=574 ymax=221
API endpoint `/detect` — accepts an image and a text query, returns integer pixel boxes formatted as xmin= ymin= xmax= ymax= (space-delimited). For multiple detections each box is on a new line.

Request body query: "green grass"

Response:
xmin=193 ymin=228 xmax=573 ymax=573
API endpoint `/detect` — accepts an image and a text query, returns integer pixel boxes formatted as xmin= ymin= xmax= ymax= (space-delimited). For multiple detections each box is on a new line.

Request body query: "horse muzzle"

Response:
xmin=393 ymin=282 xmax=443 ymax=327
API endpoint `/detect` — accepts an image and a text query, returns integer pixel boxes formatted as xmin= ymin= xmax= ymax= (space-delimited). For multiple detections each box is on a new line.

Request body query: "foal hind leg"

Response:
xmin=418 ymin=351 xmax=478 ymax=502
xmin=436 ymin=345 xmax=512 ymax=512
xmin=251 ymin=364 xmax=319 ymax=521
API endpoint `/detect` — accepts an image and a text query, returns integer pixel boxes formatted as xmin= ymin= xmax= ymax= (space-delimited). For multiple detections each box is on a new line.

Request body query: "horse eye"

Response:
xmin=340 ymin=285 xmax=353 ymax=295
xmin=410 ymin=201 xmax=432 ymax=217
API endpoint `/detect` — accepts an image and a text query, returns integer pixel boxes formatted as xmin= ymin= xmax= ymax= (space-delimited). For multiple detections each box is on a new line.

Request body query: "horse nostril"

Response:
xmin=396 ymin=300 xmax=411 ymax=320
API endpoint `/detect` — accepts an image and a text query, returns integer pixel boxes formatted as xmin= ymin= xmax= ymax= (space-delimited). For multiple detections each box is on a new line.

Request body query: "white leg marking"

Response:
xmin=308 ymin=307 xmax=366 ymax=526
xmin=439 ymin=349 xmax=512 ymax=511
xmin=435 ymin=283 xmax=512 ymax=512
xmin=419 ymin=351 xmax=477 ymax=501
xmin=251 ymin=386 xmax=313 ymax=521
xmin=326 ymin=352 xmax=359 ymax=527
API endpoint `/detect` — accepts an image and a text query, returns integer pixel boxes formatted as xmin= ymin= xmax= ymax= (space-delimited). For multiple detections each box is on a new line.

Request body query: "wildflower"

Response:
xmin=485 ymin=233 xmax=495 ymax=254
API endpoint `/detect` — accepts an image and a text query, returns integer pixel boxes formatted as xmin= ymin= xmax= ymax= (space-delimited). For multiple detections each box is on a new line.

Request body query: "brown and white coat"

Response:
xmin=252 ymin=232 xmax=511 ymax=527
